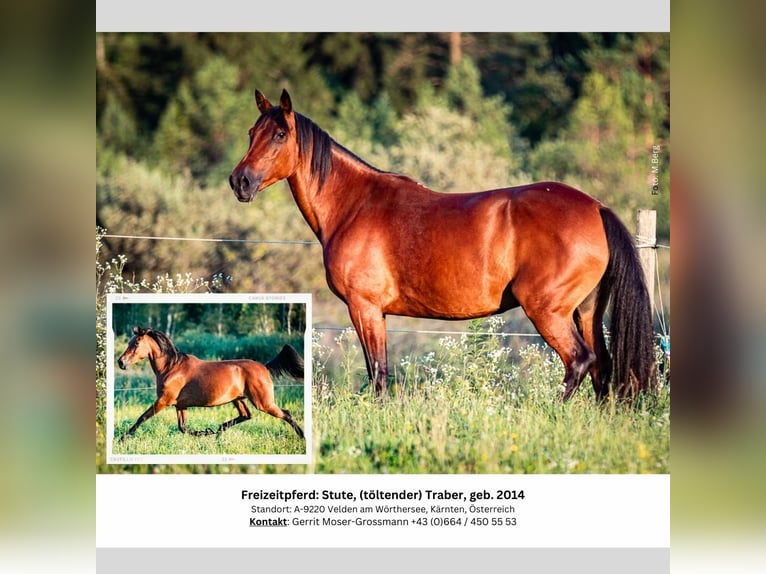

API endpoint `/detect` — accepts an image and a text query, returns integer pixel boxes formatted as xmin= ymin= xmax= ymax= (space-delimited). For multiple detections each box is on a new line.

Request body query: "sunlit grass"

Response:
xmin=311 ymin=320 xmax=669 ymax=474
xmin=111 ymin=385 xmax=306 ymax=457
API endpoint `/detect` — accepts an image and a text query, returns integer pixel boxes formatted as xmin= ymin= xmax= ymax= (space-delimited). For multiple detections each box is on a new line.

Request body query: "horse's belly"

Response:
xmin=175 ymin=374 xmax=243 ymax=408
xmin=325 ymin=201 xmax=517 ymax=318
xmin=387 ymin=274 xmax=517 ymax=319
xmin=326 ymin=241 xmax=517 ymax=319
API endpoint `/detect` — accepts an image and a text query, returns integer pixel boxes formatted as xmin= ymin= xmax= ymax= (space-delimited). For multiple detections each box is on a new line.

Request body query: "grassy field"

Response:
xmin=111 ymin=382 xmax=306 ymax=456
xmin=100 ymin=319 xmax=669 ymax=474
xmin=310 ymin=322 xmax=669 ymax=474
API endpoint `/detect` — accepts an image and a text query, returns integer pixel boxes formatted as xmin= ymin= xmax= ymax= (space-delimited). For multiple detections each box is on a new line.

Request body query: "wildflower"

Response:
xmin=487 ymin=316 xmax=505 ymax=331
xmin=347 ymin=446 xmax=362 ymax=457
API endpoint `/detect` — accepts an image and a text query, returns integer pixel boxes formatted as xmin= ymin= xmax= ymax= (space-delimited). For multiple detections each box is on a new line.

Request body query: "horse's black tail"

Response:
xmin=265 ymin=344 xmax=305 ymax=380
xmin=597 ymin=207 xmax=656 ymax=400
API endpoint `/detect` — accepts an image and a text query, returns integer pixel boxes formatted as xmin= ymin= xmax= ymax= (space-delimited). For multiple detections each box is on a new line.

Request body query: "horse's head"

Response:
xmin=229 ymin=89 xmax=300 ymax=202
xmin=117 ymin=326 xmax=155 ymax=370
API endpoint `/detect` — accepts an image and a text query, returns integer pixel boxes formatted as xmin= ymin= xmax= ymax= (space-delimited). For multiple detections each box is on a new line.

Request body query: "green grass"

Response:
xmin=111 ymin=384 xmax=306 ymax=456
xmin=311 ymin=329 xmax=669 ymax=474
xmin=98 ymin=319 xmax=669 ymax=474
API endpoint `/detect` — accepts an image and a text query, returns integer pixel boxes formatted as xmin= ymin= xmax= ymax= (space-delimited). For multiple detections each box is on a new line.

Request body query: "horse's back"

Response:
xmin=505 ymin=181 xmax=604 ymax=219
xmin=356 ymin=178 xmax=604 ymax=241
xmin=209 ymin=357 xmax=270 ymax=382
xmin=324 ymin=178 xmax=610 ymax=319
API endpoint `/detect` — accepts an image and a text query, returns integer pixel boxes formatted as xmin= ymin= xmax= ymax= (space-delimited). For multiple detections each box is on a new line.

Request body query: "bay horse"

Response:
xmin=116 ymin=327 xmax=304 ymax=439
xmin=229 ymin=89 xmax=655 ymax=402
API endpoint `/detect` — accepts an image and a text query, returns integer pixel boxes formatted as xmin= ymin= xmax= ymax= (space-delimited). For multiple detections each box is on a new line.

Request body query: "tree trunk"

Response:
xmin=449 ymin=32 xmax=462 ymax=66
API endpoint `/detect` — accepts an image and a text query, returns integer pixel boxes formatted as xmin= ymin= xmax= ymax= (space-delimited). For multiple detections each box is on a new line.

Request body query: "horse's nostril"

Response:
xmin=229 ymin=172 xmax=251 ymax=192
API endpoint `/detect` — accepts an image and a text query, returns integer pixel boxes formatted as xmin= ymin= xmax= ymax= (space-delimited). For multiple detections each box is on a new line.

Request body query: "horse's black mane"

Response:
xmin=295 ymin=113 xmax=334 ymax=188
xmin=134 ymin=327 xmax=187 ymax=367
xmin=261 ymin=106 xmax=385 ymax=189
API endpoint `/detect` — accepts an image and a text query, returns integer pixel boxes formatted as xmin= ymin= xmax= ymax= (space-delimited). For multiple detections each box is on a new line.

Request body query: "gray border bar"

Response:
xmin=96 ymin=1 xmax=670 ymax=32
xmin=98 ymin=548 xmax=669 ymax=573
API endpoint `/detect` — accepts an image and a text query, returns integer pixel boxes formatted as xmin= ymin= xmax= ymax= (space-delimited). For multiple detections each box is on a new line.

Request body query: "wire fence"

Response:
xmin=105 ymin=233 xmax=668 ymax=250
xmin=103 ymin=229 xmax=669 ymax=342
xmin=104 ymin=233 xmax=320 ymax=246
xmin=313 ymin=325 xmax=543 ymax=339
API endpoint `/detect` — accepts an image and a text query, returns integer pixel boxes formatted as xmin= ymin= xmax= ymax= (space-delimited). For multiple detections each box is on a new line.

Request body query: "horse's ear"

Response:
xmin=280 ymin=89 xmax=293 ymax=114
xmin=132 ymin=326 xmax=140 ymax=335
xmin=255 ymin=89 xmax=271 ymax=113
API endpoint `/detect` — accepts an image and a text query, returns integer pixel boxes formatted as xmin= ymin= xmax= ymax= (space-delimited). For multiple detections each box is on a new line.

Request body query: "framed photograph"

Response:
xmin=106 ymin=292 xmax=312 ymax=465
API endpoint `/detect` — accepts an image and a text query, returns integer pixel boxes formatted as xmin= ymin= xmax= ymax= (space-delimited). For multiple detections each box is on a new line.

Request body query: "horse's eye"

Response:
xmin=274 ymin=130 xmax=286 ymax=142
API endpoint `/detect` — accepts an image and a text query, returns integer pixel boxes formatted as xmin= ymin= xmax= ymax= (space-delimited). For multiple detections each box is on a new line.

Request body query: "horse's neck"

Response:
xmin=285 ymin=174 xmax=323 ymax=240
xmin=287 ymin=146 xmax=377 ymax=243
xmin=147 ymin=348 xmax=173 ymax=377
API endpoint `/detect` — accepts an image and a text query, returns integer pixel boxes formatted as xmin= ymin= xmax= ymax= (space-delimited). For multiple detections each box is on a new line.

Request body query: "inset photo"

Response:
xmin=105 ymin=293 xmax=311 ymax=465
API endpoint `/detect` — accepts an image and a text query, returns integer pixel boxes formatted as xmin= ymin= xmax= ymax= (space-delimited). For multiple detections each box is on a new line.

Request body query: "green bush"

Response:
xmin=173 ymin=332 xmax=304 ymax=362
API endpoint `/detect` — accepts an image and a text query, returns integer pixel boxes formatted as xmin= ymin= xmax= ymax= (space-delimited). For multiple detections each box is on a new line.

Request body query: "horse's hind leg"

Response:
xmin=574 ymin=288 xmax=611 ymax=400
xmin=258 ymin=403 xmax=304 ymax=439
xmin=245 ymin=368 xmax=305 ymax=439
xmin=213 ymin=398 xmax=252 ymax=435
xmin=527 ymin=310 xmax=596 ymax=402
xmin=247 ymin=396 xmax=304 ymax=438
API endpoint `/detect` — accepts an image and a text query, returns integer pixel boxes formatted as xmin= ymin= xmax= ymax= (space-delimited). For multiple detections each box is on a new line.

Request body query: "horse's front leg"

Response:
xmin=176 ymin=407 xmax=186 ymax=432
xmin=120 ymin=397 xmax=171 ymax=440
xmin=347 ymin=300 xmax=389 ymax=395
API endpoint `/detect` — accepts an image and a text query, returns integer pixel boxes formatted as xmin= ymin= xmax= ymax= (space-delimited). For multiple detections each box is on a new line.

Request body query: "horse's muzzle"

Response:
xmin=118 ymin=358 xmax=128 ymax=370
xmin=229 ymin=168 xmax=261 ymax=203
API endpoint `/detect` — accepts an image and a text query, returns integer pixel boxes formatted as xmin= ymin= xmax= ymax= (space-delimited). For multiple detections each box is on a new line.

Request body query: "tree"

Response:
xmin=98 ymin=91 xmax=140 ymax=156
xmin=151 ymin=56 xmax=251 ymax=187
xmin=441 ymin=58 xmax=516 ymax=162
xmin=465 ymin=32 xmax=580 ymax=144
xmin=383 ymin=58 xmax=519 ymax=193
xmin=207 ymin=32 xmax=336 ymax=125
xmin=528 ymin=70 xmax=669 ymax=238
xmin=582 ymin=32 xmax=669 ymax=145
xmin=96 ymin=33 xmax=199 ymax=144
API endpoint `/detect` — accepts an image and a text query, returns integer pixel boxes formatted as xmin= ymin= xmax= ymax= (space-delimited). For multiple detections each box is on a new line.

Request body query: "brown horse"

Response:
xmin=117 ymin=326 xmax=304 ymax=439
xmin=229 ymin=89 xmax=655 ymax=402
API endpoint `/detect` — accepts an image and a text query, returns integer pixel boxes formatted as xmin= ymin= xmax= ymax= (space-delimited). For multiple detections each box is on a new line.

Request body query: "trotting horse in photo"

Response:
xmin=229 ymin=89 xmax=655 ymax=402
xmin=116 ymin=327 xmax=305 ymax=439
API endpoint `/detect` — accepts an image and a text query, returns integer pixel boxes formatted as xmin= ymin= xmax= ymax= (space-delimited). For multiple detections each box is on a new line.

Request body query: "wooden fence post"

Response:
xmin=636 ymin=209 xmax=656 ymax=315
